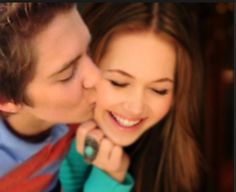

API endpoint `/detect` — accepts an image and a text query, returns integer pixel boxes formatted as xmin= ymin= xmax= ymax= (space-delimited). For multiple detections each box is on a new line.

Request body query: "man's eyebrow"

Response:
xmin=49 ymin=54 xmax=81 ymax=78
xmin=106 ymin=69 xmax=174 ymax=83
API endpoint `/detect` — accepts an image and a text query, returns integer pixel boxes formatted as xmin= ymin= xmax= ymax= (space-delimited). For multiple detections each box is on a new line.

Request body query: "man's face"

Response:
xmin=19 ymin=7 xmax=100 ymax=127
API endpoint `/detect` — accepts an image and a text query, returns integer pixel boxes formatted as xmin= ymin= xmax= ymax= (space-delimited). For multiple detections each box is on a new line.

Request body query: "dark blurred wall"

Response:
xmin=190 ymin=3 xmax=234 ymax=192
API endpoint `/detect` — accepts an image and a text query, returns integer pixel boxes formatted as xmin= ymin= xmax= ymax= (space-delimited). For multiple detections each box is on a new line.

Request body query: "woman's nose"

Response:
xmin=123 ymin=91 xmax=146 ymax=116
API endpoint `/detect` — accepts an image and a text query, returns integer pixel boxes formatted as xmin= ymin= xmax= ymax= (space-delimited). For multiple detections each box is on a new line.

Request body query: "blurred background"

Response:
xmin=190 ymin=3 xmax=234 ymax=192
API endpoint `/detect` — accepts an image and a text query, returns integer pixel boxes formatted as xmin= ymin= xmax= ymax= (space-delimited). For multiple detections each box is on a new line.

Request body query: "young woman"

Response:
xmin=60 ymin=3 xmax=204 ymax=192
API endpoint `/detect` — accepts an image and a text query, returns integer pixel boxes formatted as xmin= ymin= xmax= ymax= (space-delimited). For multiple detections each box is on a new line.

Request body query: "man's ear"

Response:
xmin=0 ymin=99 xmax=21 ymax=113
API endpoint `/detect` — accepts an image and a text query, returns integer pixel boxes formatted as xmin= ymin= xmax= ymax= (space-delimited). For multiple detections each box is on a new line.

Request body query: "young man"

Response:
xmin=0 ymin=3 xmax=100 ymax=191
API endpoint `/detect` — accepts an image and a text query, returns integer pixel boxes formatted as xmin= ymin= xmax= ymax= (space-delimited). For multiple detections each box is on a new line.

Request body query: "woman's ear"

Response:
xmin=0 ymin=98 xmax=21 ymax=113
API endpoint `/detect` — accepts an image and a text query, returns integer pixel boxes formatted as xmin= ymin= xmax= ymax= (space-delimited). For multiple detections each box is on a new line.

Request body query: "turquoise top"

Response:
xmin=59 ymin=140 xmax=134 ymax=192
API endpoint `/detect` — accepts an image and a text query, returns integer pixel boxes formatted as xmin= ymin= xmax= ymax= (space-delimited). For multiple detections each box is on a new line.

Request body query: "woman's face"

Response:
xmin=94 ymin=32 xmax=176 ymax=146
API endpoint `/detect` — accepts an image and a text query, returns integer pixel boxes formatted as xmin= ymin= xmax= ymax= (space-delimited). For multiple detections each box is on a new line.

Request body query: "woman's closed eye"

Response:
xmin=109 ymin=80 xmax=128 ymax=87
xmin=151 ymin=88 xmax=168 ymax=95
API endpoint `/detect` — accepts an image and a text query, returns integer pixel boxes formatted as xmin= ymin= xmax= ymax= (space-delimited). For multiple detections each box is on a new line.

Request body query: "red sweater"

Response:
xmin=0 ymin=125 xmax=77 ymax=192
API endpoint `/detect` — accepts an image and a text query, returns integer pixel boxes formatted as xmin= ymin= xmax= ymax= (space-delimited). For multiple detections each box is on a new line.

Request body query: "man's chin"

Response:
xmin=77 ymin=111 xmax=94 ymax=124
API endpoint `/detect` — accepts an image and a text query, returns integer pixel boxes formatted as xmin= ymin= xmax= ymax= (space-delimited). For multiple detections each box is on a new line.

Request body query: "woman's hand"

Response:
xmin=76 ymin=120 xmax=130 ymax=183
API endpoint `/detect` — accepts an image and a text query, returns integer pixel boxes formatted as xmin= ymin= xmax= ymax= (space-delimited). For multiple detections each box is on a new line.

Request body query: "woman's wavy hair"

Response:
xmin=82 ymin=3 xmax=204 ymax=192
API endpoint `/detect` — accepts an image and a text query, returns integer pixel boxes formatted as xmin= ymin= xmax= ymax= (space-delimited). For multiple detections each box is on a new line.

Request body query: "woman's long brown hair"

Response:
xmin=81 ymin=3 xmax=204 ymax=192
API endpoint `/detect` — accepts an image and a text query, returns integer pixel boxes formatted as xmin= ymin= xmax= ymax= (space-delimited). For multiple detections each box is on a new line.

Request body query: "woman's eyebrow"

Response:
xmin=105 ymin=69 xmax=174 ymax=83
xmin=105 ymin=69 xmax=133 ymax=78
xmin=153 ymin=78 xmax=174 ymax=83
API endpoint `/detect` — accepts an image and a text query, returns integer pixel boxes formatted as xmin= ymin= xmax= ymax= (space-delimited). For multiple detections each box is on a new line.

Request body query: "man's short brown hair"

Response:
xmin=0 ymin=3 xmax=74 ymax=104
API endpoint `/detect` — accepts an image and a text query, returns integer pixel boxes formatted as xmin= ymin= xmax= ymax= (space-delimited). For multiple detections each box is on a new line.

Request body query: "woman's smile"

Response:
xmin=108 ymin=111 xmax=145 ymax=131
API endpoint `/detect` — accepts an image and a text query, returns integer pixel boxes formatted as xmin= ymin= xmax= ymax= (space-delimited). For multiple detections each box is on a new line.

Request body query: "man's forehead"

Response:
xmin=31 ymin=7 xmax=90 ymax=79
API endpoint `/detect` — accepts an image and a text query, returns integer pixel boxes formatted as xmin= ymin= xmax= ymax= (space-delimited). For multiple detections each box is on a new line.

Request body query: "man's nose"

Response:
xmin=83 ymin=57 xmax=101 ymax=89
xmin=84 ymin=88 xmax=97 ymax=104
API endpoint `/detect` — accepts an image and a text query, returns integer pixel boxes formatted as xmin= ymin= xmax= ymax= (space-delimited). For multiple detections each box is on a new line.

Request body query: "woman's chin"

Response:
xmin=108 ymin=135 xmax=137 ymax=147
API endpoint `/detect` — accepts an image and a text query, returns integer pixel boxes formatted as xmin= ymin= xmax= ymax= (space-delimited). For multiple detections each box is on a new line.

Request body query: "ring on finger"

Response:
xmin=83 ymin=136 xmax=99 ymax=163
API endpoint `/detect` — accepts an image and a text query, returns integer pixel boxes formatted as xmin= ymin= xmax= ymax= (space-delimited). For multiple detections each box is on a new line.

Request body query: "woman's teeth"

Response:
xmin=112 ymin=113 xmax=141 ymax=127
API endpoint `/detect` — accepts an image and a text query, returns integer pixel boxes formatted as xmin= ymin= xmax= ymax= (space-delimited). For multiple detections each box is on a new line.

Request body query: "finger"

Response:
xmin=121 ymin=152 xmax=130 ymax=172
xmin=76 ymin=120 xmax=97 ymax=153
xmin=93 ymin=138 xmax=113 ymax=166
xmin=82 ymin=129 xmax=105 ymax=163
xmin=109 ymin=145 xmax=123 ymax=171
xmin=82 ymin=128 xmax=105 ymax=163
xmin=87 ymin=129 xmax=104 ymax=144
